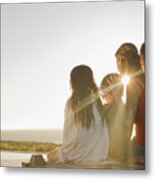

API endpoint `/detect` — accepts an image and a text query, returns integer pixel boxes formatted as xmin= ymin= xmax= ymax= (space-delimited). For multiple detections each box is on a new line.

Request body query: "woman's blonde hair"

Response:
xmin=115 ymin=43 xmax=141 ymax=74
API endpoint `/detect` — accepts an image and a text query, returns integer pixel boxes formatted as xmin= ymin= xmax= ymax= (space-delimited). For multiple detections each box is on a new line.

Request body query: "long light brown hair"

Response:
xmin=115 ymin=43 xmax=141 ymax=74
xmin=70 ymin=65 xmax=104 ymax=129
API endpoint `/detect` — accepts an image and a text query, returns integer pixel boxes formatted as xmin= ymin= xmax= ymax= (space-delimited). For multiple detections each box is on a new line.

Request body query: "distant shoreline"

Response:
xmin=1 ymin=129 xmax=63 ymax=143
xmin=1 ymin=140 xmax=61 ymax=153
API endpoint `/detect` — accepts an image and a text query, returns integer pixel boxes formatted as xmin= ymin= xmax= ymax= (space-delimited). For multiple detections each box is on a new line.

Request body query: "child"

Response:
xmin=100 ymin=73 xmax=127 ymax=160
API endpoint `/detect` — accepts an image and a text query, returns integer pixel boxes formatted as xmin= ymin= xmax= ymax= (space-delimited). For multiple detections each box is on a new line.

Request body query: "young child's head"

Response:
xmin=100 ymin=73 xmax=121 ymax=104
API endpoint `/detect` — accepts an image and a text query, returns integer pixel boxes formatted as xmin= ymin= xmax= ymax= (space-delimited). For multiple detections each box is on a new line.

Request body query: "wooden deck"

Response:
xmin=21 ymin=154 xmax=145 ymax=170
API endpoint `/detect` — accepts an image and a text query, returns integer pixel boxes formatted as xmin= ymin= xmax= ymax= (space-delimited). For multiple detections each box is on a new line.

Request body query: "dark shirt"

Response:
xmin=133 ymin=74 xmax=145 ymax=145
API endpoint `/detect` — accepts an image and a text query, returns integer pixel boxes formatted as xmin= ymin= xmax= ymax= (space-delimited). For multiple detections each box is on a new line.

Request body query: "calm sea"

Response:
xmin=1 ymin=129 xmax=63 ymax=167
xmin=1 ymin=129 xmax=63 ymax=143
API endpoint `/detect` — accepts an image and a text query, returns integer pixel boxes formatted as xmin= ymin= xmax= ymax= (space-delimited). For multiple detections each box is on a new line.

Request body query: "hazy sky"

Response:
xmin=1 ymin=1 xmax=144 ymax=130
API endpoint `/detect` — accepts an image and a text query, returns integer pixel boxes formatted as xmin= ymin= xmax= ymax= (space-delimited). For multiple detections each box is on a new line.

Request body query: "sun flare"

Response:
xmin=121 ymin=75 xmax=130 ymax=104
xmin=121 ymin=75 xmax=130 ymax=86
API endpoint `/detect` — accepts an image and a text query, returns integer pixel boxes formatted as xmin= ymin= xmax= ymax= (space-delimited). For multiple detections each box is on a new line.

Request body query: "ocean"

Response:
xmin=1 ymin=129 xmax=63 ymax=143
xmin=1 ymin=129 xmax=63 ymax=167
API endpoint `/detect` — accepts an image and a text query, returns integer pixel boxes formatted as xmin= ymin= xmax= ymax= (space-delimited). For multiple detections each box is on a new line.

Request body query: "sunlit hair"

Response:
xmin=100 ymin=73 xmax=122 ymax=97
xmin=115 ymin=43 xmax=141 ymax=74
xmin=70 ymin=65 xmax=104 ymax=129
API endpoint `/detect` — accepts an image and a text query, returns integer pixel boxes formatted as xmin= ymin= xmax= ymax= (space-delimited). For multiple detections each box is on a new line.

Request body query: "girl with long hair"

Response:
xmin=108 ymin=43 xmax=145 ymax=161
xmin=47 ymin=65 xmax=109 ymax=163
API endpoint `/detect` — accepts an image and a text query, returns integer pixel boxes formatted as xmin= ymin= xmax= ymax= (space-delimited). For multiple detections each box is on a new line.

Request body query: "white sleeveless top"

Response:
xmin=56 ymin=98 xmax=109 ymax=164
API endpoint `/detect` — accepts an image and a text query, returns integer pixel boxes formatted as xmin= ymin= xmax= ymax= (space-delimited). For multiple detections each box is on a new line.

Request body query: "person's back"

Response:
xmin=100 ymin=73 xmax=126 ymax=159
xmin=58 ymin=97 xmax=109 ymax=163
xmin=103 ymin=102 xmax=126 ymax=159
xmin=47 ymin=65 xmax=109 ymax=163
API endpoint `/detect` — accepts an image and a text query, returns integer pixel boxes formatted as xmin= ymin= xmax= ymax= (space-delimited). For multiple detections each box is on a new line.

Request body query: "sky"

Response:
xmin=1 ymin=1 xmax=144 ymax=130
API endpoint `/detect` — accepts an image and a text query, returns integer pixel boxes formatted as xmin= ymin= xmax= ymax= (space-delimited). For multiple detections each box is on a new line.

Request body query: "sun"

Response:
xmin=121 ymin=75 xmax=130 ymax=86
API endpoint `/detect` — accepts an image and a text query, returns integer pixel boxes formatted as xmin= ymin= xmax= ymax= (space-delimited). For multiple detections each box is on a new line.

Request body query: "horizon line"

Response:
xmin=1 ymin=128 xmax=63 ymax=131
